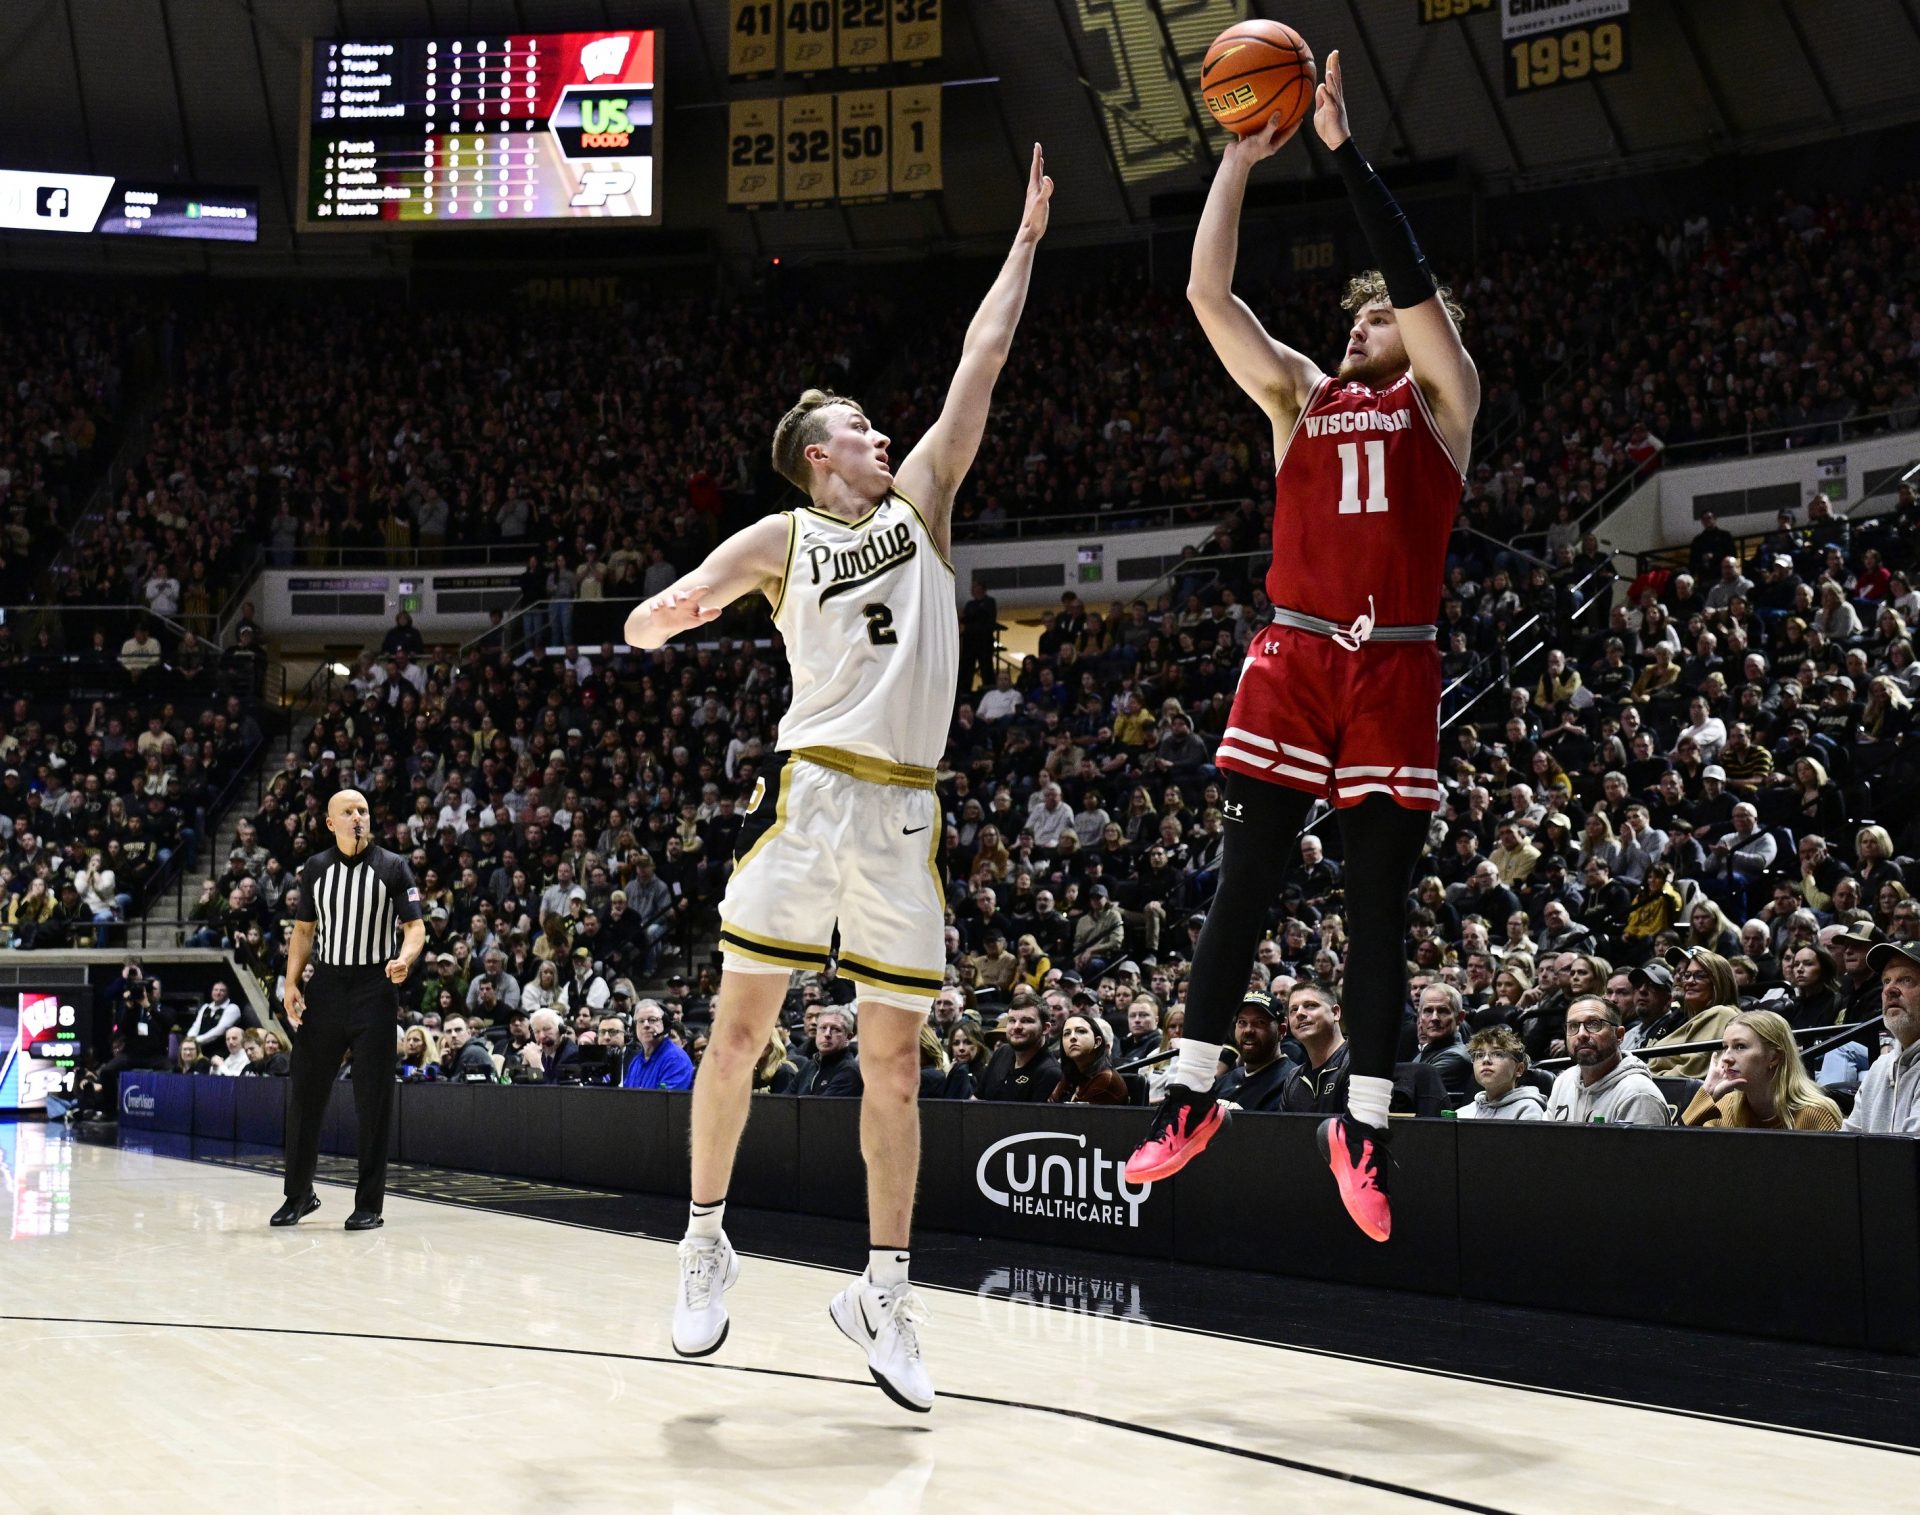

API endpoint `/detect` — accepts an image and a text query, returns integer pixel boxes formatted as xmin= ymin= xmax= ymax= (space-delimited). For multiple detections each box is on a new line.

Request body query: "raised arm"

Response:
xmin=1187 ymin=113 xmax=1324 ymax=439
xmin=623 ymin=514 xmax=791 ymax=652
xmin=1315 ymin=50 xmax=1479 ymax=463
xmin=892 ymin=144 xmax=1053 ymax=554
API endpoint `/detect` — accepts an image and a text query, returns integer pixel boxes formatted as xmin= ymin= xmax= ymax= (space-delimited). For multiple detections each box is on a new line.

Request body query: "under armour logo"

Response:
xmin=1262 ymin=640 xmax=1283 ymax=655
xmin=1224 ymin=801 xmax=1245 ymax=822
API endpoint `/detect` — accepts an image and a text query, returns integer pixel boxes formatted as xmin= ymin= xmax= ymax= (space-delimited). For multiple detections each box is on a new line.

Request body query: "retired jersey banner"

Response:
xmin=1502 ymin=0 xmax=1628 ymax=39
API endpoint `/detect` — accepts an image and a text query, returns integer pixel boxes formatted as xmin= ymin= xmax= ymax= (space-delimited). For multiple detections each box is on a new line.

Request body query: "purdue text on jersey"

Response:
xmin=807 ymin=519 xmax=918 ymax=604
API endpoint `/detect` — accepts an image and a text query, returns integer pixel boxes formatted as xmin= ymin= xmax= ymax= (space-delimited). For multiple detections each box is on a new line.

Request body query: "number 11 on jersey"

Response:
xmin=1337 ymin=440 xmax=1390 ymax=514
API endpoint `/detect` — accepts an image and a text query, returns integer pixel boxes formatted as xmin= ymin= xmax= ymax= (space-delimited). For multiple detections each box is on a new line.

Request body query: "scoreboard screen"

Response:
xmin=0 ymin=989 xmax=86 ymax=1114
xmin=300 ymin=30 xmax=661 ymax=231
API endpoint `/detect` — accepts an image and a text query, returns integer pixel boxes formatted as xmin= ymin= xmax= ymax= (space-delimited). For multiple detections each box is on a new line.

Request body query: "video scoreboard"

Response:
xmin=0 ymin=988 xmax=86 ymax=1114
xmin=299 ymin=29 xmax=661 ymax=230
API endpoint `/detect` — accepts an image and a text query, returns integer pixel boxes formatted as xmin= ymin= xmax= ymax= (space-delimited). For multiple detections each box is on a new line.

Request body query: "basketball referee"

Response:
xmin=270 ymin=789 xmax=425 ymax=1231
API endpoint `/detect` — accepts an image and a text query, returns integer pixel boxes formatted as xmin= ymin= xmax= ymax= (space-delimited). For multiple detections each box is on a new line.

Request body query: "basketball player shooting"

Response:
xmin=622 ymin=145 xmax=1053 ymax=1411
xmin=1123 ymin=52 xmax=1478 ymax=1242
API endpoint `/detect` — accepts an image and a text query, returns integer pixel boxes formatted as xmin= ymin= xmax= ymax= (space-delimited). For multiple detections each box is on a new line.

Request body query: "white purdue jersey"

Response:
xmin=771 ymin=492 xmax=958 ymax=768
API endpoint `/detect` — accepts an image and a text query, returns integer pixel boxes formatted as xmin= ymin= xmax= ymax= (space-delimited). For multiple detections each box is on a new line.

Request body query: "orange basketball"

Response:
xmin=1201 ymin=19 xmax=1315 ymax=138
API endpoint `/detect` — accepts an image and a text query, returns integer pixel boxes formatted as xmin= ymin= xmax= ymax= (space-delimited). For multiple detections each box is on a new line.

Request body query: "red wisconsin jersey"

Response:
xmin=1265 ymin=372 xmax=1464 ymax=626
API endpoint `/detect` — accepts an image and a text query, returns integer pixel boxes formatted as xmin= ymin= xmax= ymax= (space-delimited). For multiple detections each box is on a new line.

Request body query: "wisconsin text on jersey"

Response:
xmin=1302 ymin=406 xmax=1411 ymax=437
xmin=803 ymin=519 xmax=917 ymax=604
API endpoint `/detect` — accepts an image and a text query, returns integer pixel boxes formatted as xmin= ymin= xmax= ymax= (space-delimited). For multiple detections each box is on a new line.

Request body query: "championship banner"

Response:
xmin=1502 ymin=0 xmax=1628 ymax=39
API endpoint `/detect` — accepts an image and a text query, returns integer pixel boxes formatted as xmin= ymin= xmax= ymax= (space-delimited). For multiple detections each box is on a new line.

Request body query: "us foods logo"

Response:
xmin=121 ymin=1082 xmax=156 ymax=1115
xmin=974 ymin=1131 xmax=1152 ymax=1229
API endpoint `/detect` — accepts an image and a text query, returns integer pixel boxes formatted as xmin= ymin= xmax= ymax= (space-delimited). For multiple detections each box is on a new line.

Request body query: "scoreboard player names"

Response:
xmin=301 ymin=30 xmax=661 ymax=229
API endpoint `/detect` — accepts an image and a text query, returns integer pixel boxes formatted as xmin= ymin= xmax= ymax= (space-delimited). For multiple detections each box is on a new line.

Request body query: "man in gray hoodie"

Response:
xmin=1844 ymin=943 xmax=1920 ymax=1133
xmin=1545 ymin=996 xmax=1671 ymax=1125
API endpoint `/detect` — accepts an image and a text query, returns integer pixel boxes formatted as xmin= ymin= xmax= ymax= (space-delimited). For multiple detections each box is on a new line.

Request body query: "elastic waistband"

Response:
xmin=791 ymin=745 xmax=937 ymax=790
xmin=1270 ymin=600 xmax=1435 ymax=648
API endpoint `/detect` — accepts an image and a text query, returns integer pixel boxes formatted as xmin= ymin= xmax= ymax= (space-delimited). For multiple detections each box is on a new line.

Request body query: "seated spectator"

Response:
xmin=1456 ymin=1027 xmax=1546 ymax=1119
xmin=1545 ymin=997 xmax=1671 ymax=1124
xmin=1843 ymin=943 xmax=1920 ymax=1133
xmin=1117 ymin=994 xmax=1163 ymax=1063
xmin=940 ymin=1017 xmax=989 ymax=1099
xmin=917 ymin=1022 xmax=952 ymax=1099
xmin=1645 ymin=947 xmax=1740 ymax=1077
xmin=1144 ymin=1006 xmax=1190 ymax=1104
xmin=212 ymin=1024 xmax=249 ymax=1075
xmin=621 ymin=999 xmax=695 ymax=1091
xmin=398 ymin=1026 xmax=440 ymax=1081
xmin=1215 ymin=991 xmax=1289 ymax=1111
xmin=748 ymin=1027 xmax=798 ymax=1094
xmin=1049 ymin=1013 xmax=1128 ymax=1105
xmin=967 ymin=931 xmax=1019 ymax=996
xmin=439 ymin=1015 xmax=500 ymax=1082
xmin=1680 ymin=1011 xmax=1841 ymax=1130
xmin=1273 ymin=982 xmax=1349 ymax=1114
xmin=974 ymin=998 xmax=1059 ymax=1102
xmin=793 ymin=1005 xmax=862 ymax=1096
xmin=183 ymin=981 xmax=243 ymax=1051
xmin=174 ymin=1038 xmax=212 ymax=1076
xmin=1412 ymin=983 xmax=1475 ymax=1100
xmin=521 ymin=960 xmax=562 ymax=1014
xmin=519 ymin=1008 xmax=581 ymax=1083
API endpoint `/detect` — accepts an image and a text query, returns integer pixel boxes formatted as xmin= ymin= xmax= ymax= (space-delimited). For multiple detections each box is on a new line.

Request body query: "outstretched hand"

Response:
xmin=1222 ymin=104 xmax=1303 ymax=167
xmin=1017 ymin=143 xmax=1053 ymax=244
xmin=1314 ymin=48 xmax=1351 ymax=151
xmin=641 ymin=584 xmax=722 ymax=639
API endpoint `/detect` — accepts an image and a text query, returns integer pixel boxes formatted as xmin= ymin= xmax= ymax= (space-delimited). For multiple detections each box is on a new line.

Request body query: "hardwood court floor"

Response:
xmin=0 ymin=1125 xmax=1910 ymax=1515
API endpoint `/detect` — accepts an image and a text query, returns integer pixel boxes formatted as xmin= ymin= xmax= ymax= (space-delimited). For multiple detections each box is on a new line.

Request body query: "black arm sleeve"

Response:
xmin=1330 ymin=140 xmax=1437 ymax=310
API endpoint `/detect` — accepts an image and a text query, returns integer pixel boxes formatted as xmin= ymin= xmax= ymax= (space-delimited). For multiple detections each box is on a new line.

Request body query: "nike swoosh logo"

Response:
xmin=902 ymin=825 xmax=929 ymax=835
xmin=857 ymin=1295 xmax=879 ymax=1339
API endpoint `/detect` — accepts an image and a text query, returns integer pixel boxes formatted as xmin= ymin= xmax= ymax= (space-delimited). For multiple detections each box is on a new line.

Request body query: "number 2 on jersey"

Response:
xmin=862 ymin=602 xmax=898 ymax=645
xmin=1337 ymin=439 xmax=1390 ymax=515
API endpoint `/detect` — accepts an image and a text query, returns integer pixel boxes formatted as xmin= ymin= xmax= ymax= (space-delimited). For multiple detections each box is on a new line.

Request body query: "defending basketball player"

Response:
xmin=622 ymin=145 xmax=1053 ymax=1410
xmin=1124 ymin=52 xmax=1478 ymax=1242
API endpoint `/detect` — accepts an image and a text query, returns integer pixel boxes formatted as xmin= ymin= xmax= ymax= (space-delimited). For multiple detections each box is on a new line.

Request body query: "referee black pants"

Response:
xmin=284 ymin=963 xmax=397 ymax=1214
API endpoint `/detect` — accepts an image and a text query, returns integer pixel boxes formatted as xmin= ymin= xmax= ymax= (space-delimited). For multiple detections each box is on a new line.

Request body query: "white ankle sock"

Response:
xmin=1172 ymin=1038 xmax=1223 ymax=1093
xmin=1347 ymin=1076 xmax=1392 ymax=1129
xmin=869 ymin=1248 xmax=910 ymax=1289
xmin=687 ymin=1199 xmax=726 ymax=1241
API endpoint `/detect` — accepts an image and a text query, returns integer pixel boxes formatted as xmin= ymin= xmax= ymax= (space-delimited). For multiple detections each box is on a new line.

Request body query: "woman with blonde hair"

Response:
xmin=1875 ymin=879 xmax=1911 ymax=932
xmin=1644 ymin=947 xmax=1740 ymax=1077
xmin=1855 ymin=825 xmax=1904 ymax=889
xmin=1012 ymin=933 xmax=1051 ymax=992
xmin=1491 ymin=962 xmax=1533 ymax=1011
xmin=753 ymin=1027 xmax=799 ymax=1094
xmin=916 ymin=1020 xmax=952 ymax=1099
xmin=521 ymin=959 xmax=562 ymax=1013
xmin=398 ymin=1025 xmax=440 ymax=1079
xmin=1577 ymin=811 xmax=1623 ymax=876
xmin=1680 ymin=1010 xmax=1842 ymax=1130
xmin=1787 ymin=756 xmax=1844 ymax=840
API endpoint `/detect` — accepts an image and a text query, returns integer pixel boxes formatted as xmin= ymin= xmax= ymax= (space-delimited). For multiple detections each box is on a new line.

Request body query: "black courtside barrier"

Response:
xmin=123 ymin=1072 xmax=1920 ymax=1354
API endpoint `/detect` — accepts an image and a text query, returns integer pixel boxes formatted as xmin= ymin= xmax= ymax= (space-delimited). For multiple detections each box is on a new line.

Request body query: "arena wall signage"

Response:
xmin=973 ymin=1129 xmax=1154 ymax=1229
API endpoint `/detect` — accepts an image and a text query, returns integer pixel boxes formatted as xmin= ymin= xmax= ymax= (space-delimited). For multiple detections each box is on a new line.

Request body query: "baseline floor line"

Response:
xmin=0 ymin=1312 xmax=1516 ymax=1515
xmin=176 ymin=1146 xmax=1920 ymax=1459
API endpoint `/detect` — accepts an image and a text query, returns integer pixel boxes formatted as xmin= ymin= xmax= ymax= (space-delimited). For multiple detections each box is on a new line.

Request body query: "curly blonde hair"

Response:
xmin=1341 ymin=268 xmax=1464 ymax=325
xmin=770 ymin=388 xmax=862 ymax=490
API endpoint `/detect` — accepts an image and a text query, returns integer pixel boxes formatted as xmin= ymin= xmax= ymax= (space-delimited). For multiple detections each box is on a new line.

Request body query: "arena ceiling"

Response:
xmin=1 ymin=0 xmax=1918 ymax=273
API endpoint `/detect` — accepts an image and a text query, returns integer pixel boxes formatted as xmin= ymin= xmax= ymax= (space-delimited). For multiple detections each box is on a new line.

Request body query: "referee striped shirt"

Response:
xmin=295 ymin=844 xmax=423 ymax=967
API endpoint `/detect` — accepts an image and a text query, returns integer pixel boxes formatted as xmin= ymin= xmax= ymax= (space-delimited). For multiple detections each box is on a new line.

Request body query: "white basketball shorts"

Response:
xmin=718 ymin=746 xmax=945 ymax=1013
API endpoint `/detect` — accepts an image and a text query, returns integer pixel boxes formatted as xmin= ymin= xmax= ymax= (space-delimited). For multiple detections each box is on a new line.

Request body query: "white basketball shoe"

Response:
xmin=672 ymin=1232 xmax=739 ymax=1357
xmin=829 ymin=1273 xmax=935 ymax=1413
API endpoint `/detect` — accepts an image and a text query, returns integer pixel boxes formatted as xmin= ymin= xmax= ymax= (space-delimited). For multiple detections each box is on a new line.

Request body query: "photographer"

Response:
xmin=86 ymin=975 xmax=173 ymax=1121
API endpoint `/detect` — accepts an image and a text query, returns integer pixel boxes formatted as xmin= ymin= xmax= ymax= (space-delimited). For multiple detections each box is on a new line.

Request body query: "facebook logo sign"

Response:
xmin=35 ymin=186 xmax=68 ymax=218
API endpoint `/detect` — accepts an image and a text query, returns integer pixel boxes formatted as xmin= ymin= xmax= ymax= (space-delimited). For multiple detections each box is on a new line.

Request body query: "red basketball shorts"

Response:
xmin=1214 ymin=627 xmax=1444 ymax=811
